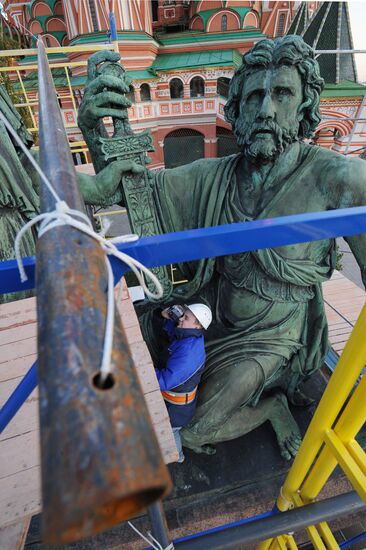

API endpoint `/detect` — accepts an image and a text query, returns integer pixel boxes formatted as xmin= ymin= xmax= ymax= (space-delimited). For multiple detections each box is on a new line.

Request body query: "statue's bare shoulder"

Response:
xmin=309 ymin=145 xmax=366 ymax=209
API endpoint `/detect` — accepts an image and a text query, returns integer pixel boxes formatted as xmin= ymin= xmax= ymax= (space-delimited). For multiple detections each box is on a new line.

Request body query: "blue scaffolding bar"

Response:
xmin=0 ymin=362 xmax=37 ymax=433
xmin=1 ymin=204 xmax=366 ymax=295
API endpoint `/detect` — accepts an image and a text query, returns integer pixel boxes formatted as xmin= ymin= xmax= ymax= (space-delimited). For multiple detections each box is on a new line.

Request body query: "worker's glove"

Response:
xmin=167 ymin=305 xmax=185 ymax=323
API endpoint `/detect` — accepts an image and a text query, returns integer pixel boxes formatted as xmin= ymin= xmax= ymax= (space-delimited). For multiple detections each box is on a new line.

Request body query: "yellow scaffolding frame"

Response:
xmin=0 ymin=44 xmax=114 ymax=148
xmin=258 ymin=303 xmax=366 ymax=549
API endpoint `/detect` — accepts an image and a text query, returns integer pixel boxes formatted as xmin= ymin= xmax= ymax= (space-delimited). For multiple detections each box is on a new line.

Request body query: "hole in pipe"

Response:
xmin=92 ymin=372 xmax=116 ymax=390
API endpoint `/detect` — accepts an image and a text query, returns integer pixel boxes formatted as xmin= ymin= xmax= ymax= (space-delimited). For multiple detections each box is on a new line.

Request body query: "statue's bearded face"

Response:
xmin=234 ymin=65 xmax=304 ymax=163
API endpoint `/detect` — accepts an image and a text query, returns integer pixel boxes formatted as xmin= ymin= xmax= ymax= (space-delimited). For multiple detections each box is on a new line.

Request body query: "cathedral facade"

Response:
xmin=2 ymin=0 xmax=365 ymax=168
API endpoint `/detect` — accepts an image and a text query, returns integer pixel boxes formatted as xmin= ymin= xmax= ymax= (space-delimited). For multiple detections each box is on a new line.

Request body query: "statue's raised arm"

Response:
xmin=78 ymin=51 xmax=133 ymax=173
xmin=78 ymin=51 xmax=173 ymax=297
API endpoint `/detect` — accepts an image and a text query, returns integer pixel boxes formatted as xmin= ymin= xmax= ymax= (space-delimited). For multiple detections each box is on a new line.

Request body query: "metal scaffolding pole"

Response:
xmin=36 ymin=38 xmax=171 ymax=545
xmin=147 ymin=501 xmax=171 ymax=548
xmin=174 ymin=491 xmax=365 ymax=549
xmin=315 ymin=49 xmax=366 ymax=54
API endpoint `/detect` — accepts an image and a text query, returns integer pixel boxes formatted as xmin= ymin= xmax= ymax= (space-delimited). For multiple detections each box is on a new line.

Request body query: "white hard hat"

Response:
xmin=186 ymin=303 xmax=212 ymax=330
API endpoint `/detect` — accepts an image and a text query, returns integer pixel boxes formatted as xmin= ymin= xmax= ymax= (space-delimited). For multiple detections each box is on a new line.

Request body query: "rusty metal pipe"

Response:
xmin=147 ymin=501 xmax=171 ymax=548
xmin=36 ymin=39 xmax=171 ymax=544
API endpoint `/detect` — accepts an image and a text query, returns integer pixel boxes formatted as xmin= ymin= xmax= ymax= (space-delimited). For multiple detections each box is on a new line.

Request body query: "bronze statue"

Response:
xmin=78 ymin=36 xmax=366 ymax=460
xmin=0 ymin=84 xmax=39 ymax=303
xmin=0 ymin=82 xmax=142 ymax=303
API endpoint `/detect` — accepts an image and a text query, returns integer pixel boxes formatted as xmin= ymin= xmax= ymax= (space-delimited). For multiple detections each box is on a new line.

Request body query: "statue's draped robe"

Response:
xmin=141 ymin=143 xmax=335 ymax=406
xmin=0 ymin=86 xmax=39 ymax=303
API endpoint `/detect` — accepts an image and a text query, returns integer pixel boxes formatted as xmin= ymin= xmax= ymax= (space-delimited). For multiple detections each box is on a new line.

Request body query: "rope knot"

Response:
xmin=56 ymin=200 xmax=69 ymax=214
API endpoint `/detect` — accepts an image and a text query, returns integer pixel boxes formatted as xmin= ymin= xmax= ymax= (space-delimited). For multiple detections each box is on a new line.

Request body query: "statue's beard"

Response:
xmin=234 ymin=120 xmax=299 ymax=164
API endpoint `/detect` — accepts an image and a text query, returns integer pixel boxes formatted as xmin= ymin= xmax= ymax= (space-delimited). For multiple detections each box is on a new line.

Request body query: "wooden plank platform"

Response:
xmin=0 ymin=271 xmax=364 ymax=547
xmin=323 ymin=270 xmax=365 ymax=355
xmin=0 ymin=281 xmax=177 ymax=533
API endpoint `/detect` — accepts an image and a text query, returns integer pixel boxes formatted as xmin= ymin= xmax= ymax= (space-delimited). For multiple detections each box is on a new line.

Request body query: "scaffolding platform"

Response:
xmin=323 ymin=270 xmax=366 ymax=355
xmin=0 ymin=281 xmax=177 ymax=549
xmin=1 ymin=271 xmax=365 ymax=549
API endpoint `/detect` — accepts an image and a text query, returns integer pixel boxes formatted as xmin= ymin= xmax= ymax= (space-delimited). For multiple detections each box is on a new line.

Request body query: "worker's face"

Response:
xmin=178 ymin=310 xmax=200 ymax=330
xmin=234 ymin=65 xmax=304 ymax=163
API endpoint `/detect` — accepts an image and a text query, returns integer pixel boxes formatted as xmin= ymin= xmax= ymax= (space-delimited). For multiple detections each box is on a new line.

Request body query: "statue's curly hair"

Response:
xmin=224 ymin=35 xmax=324 ymax=139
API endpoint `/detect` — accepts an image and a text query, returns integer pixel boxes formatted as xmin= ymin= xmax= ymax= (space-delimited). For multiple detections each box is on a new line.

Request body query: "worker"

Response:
xmin=155 ymin=303 xmax=212 ymax=463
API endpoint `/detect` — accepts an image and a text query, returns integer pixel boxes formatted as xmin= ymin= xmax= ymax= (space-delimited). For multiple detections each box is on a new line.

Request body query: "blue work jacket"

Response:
xmin=155 ymin=319 xmax=205 ymax=428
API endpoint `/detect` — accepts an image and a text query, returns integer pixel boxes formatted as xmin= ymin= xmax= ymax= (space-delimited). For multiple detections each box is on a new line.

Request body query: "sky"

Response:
xmin=347 ymin=1 xmax=366 ymax=82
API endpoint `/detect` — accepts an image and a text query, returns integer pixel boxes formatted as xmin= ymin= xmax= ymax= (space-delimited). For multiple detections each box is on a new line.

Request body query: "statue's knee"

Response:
xmin=198 ymin=360 xmax=263 ymax=412
xmin=236 ymin=360 xmax=264 ymax=391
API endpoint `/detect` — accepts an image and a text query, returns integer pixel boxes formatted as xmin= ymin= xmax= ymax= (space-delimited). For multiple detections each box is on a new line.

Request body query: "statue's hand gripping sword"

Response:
xmin=96 ymin=59 xmax=173 ymax=299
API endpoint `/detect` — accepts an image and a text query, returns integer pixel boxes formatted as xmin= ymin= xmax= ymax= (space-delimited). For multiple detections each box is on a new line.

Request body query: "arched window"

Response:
xmin=164 ymin=129 xmax=204 ymax=168
xmin=190 ymin=76 xmax=204 ymax=98
xmin=276 ymin=13 xmax=286 ymax=36
xmin=221 ymin=14 xmax=227 ymax=31
xmin=152 ymin=0 xmax=159 ymax=21
xmin=170 ymin=78 xmax=184 ymax=99
xmin=216 ymin=127 xmax=240 ymax=157
xmin=126 ymin=85 xmax=135 ymax=103
xmin=140 ymin=83 xmax=151 ymax=101
xmin=73 ymin=89 xmax=84 ymax=106
xmin=88 ymin=0 xmax=99 ymax=32
xmin=217 ymin=77 xmax=230 ymax=98
xmin=313 ymin=127 xmax=341 ymax=150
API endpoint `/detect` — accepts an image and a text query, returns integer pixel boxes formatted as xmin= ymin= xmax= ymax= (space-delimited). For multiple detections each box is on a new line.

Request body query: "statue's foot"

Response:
xmin=183 ymin=443 xmax=217 ymax=455
xmin=198 ymin=444 xmax=217 ymax=455
xmin=181 ymin=429 xmax=217 ymax=455
xmin=270 ymin=393 xmax=302 ymax=461
xmin=288 ymin=388 xmax=315 ymax=408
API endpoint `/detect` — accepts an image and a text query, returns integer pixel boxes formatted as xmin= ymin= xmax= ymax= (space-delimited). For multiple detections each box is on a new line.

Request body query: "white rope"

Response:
xmin=0 ymin=110 xmax=163 ymax=380
xmin=128 ymin=521 xmax=174 ymax=550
